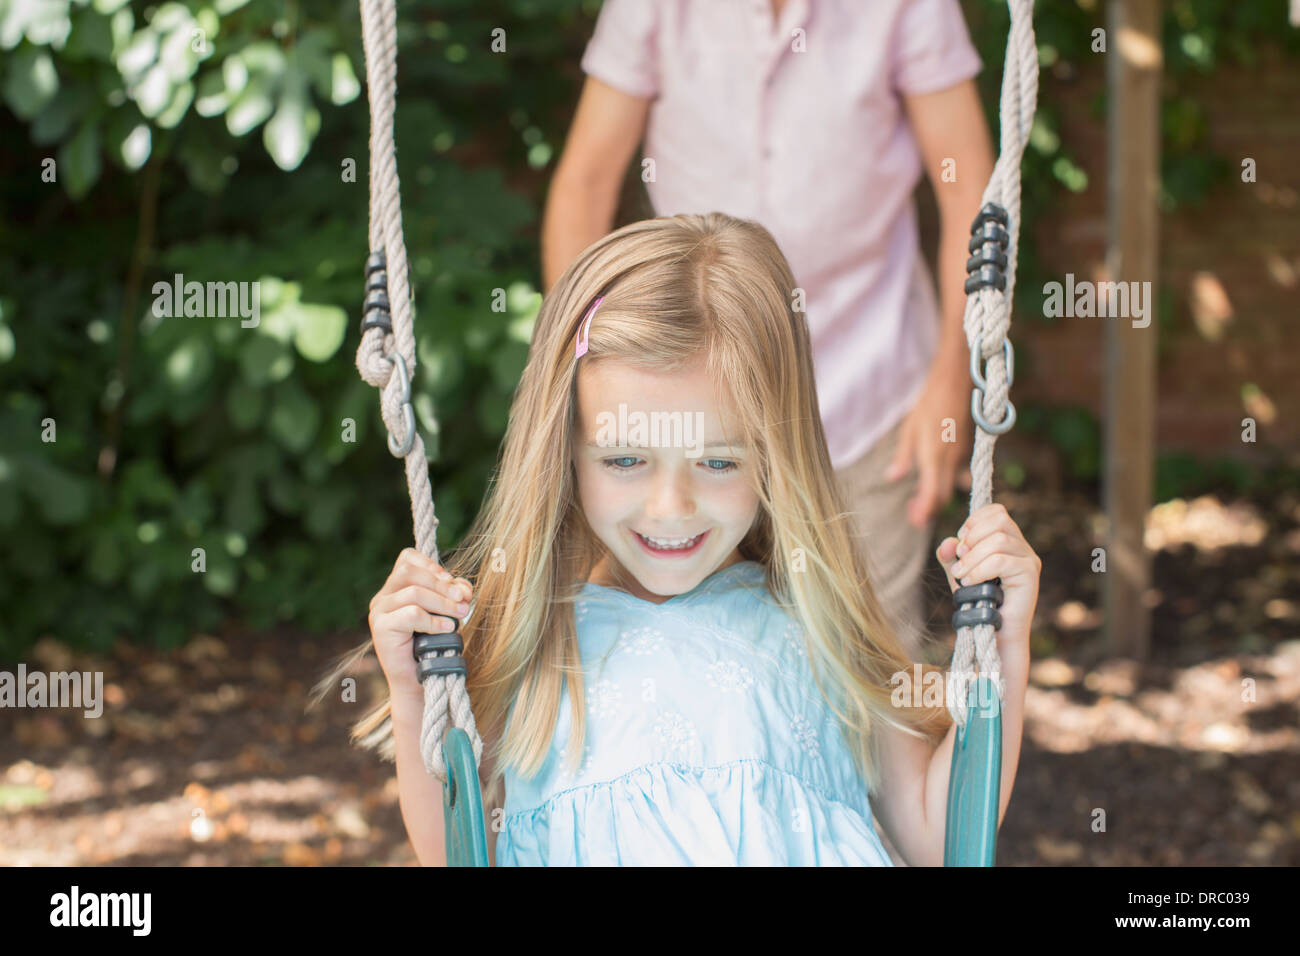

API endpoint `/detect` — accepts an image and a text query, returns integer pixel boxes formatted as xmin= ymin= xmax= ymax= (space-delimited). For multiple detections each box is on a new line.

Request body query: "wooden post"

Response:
xmin=1103 ymin=0 xmax=1162 ymax=660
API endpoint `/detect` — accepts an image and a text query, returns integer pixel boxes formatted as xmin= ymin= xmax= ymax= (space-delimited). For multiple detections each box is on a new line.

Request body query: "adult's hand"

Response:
xmin=882 ymin=370 xmax=973 ymax=528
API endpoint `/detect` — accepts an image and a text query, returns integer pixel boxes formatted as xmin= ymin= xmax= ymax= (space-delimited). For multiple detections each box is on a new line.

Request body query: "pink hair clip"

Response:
xmin=575 ymin=296 xmax=604 ymax=358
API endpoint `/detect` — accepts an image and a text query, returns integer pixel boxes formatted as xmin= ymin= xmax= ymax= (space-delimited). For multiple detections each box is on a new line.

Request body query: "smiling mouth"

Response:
xmin=633 ymin=530 xmax=708 ymax=555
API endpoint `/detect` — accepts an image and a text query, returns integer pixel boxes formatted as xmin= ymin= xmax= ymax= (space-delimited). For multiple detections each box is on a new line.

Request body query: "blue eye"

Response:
xmin=602 ymin=457 xmax=641 ymax=471
xmin=703 ymin=459 xmax=738 ymax=472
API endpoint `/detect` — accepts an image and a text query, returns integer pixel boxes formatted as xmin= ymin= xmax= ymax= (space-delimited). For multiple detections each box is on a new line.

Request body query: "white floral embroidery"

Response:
xmin=556 ymin=742 xmax=593 ymax=780
xmin=791 ymin=714 xmax=821 ymax=758
xmin=654 ymin=711 xmax=698 ymax=758
xmin=784 ymin=621 xmax=806 ymax=658
xmin=587 ymin=679 xmax=622 ymax=718
xmin=704 ymin=659 xmax=755 ymax=693
xmin=619 ymin=626 xmax=663 ymax=655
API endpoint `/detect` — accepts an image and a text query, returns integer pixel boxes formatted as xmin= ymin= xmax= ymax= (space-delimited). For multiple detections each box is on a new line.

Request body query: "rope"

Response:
xmin=947 ymin=0 xmax=1038 ymax=728
xmin=357 ymin=0 xmax=482 ymax=784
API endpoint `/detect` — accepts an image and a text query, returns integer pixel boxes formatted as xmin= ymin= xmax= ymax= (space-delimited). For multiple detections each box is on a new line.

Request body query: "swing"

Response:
xmin=352 ymin=0 xmax=1038 ymax=868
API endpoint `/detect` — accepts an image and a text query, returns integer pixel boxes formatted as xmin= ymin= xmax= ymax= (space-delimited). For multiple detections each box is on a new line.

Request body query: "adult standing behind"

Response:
xmin=541 ymin=0 xmax=995 ymax=662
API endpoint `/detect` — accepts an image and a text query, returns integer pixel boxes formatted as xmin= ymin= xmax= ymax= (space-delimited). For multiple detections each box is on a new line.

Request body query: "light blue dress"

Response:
xmin=496 ymin=560 xmax=895 ymax=866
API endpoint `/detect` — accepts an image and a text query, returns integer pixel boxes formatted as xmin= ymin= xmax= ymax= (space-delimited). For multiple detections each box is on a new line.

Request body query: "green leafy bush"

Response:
xmin=0 ymin=0 xmax=574 ymax=659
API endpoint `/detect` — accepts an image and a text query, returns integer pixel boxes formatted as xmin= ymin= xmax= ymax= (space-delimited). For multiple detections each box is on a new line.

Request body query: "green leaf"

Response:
xmin=297 ymin=27 xmax=333 ymax=101
xmin=0 ymin=7 xmax=21 ymax=50
xmin=226 ymin=73 xmax=273 ymax=136
xmin=58 ymin=118 xmax=103 ymax=200
xmin=12 ymin=2 xmax=71 ymax=47
xmin=4 ymin=46 xmax=59 ymax=120
xmin=263 ymin=77 xmax=320 ymax=171
xmin=329 ymin=52 xmax=360 ymax=105
xmin=292 ymin=303 xmax=346 ymax=362
xmin=174 ymin=481 xmax=214 ymax=530
xmin=221 ymin=53 xmax=248 ymax=99
xmin=30 ymin=84 xmax=93 ymax=145
xmin=106 ymin=110 xmax=151 ymax=170
xmin=164 ymin=335 xmax=213 ymax=393
xmin=108 ymin=7 xmax=134 ymax=52
xmin=201 ymin=545 xmax=238 ymax=596
xmin=1051 ymin=155 xmax=1088 ymax=193
xmin=121 ymin=459 xmax=178 ymax=508
xmin=268 ymin=382 xmax=320 ymax=454
xmin=193 ymin=69 xmax=228 ymax=116
xmin=149 ymin=3 xmax=192 ymax=35
xmin=194 ymin=9 xmax=218 ymax=50
xmin=134 ymin=61 xmax=172 ymax=117
xmin=64 ymin=6 xmax=116 ymax=62
xmin=157 ymin=12 xmax=201 ymax=82
xmin=255 ymin=275 xmax=290 ymax=313
xmin=239 ymin=40 xmax=285 ymax=75
xmin=254 ymin=278 xmax=300 ymax=343
xmin=238 ymin=334 xmax=294 ymax=386
xmin=20 ymin=457 xmax=93 ymax=526
xmin=120 ymin=122 xmax=150 ymax=168
xmin=1028 ymin=113 xmax=1059 ymax=155
xmin=155 ymin=78 xmax=193 ymax=128
xmin=115 ymin=27 xmax=158 ymax=83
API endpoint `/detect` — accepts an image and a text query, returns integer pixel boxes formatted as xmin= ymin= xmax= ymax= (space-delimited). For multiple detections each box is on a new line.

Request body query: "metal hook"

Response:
xmin=385 ymin=351 xmax=417 ymax=458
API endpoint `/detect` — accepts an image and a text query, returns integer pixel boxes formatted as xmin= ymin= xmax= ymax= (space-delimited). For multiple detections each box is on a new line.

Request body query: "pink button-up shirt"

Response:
xmin=581 ymin=0 xmax=983 ymax=469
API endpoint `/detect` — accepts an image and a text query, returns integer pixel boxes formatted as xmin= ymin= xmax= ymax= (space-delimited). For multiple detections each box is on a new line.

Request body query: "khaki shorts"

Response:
xmin=833 ymin=415 xmax=938 ymax=662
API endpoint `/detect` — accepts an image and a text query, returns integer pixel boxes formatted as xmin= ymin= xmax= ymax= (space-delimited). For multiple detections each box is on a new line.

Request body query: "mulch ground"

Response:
xmin=3 ymin=452 xmax=1298 ymax=865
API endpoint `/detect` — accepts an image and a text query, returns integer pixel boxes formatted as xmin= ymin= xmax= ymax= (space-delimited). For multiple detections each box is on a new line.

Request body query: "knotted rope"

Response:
xmin=356 ymin=0 xmax=482 ymax=783
xmin=948 ymin=0 xmax=1038 ymax=728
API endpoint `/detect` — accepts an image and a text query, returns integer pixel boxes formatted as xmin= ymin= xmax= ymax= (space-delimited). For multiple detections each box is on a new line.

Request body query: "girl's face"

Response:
xmin=572 ymin=354 xmax=760 ymax=604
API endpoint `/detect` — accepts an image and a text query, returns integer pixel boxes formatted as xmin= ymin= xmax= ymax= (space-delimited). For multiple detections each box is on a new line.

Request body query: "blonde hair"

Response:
xmin=313 ymin=212 xmax=952 ymax=808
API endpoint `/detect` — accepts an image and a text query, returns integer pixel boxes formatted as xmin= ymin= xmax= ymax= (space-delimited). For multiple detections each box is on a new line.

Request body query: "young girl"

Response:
xmin=332 ymin=212 xmax=1038 ymax=866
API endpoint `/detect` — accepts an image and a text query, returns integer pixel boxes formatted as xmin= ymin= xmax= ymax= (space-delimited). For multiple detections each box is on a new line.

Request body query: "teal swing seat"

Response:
xmin=944 ymin=677 xmax=1003 ymax=866
xmin=442 ymin=728 xmax=489 ymax=868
